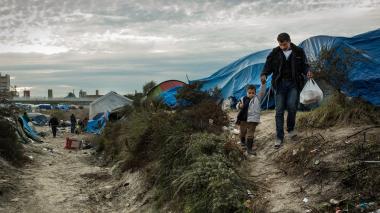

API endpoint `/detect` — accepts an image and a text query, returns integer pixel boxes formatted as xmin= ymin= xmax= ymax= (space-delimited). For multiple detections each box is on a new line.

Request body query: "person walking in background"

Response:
xmin=22 ymin=112 xmax=30 ymax=123
xmin=70 ymin=114 xmax=76 ymax=134
xmin=49 ymin=115 xmax=59 ymax=138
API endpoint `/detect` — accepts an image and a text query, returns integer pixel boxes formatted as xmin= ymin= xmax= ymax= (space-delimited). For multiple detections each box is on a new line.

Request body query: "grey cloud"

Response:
xmin=0 ymin=0 xmax=379 ymax=96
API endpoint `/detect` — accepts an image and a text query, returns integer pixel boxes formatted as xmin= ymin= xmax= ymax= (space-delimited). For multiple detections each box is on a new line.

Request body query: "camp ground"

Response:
xmin=1 ymin=5 xmax=380 ymax=212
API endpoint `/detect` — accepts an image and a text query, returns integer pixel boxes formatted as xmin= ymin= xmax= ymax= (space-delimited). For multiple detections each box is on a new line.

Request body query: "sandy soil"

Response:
xmin=0 ymin=127 xmax=149 ymax=213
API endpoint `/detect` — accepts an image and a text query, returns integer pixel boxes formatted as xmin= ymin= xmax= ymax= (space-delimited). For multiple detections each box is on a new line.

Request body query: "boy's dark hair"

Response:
xmin=277 ymin=33 xmax=291 ymax=42
xmin=246 ymin=84 xmax=256 ymax=91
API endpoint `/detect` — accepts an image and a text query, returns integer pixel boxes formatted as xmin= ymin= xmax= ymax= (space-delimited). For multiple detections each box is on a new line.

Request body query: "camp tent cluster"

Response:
xmin=86 ymin=91 xmax=133 ymax=134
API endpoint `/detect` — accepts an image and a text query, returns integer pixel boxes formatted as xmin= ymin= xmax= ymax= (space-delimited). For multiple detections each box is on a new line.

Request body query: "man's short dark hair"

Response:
xmin=246 ymin=84 xmax=256 ymax=91
xmin=277 ymin=33 xmax=291 ymax=42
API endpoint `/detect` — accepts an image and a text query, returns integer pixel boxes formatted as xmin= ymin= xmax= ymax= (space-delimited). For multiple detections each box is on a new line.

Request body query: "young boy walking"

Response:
xmin=236 ymin=84 xmax=266 ymax=155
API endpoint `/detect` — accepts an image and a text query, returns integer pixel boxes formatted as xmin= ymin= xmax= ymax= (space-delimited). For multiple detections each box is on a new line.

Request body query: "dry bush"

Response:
xmin=298 ymin=93 xmax=380 ymax=129
xmin=0 ymin=120 xmax=26 ymax=165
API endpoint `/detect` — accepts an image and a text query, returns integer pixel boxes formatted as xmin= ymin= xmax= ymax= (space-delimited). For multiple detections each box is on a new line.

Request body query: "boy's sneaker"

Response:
xmin=248 ymin=150 xmax=257 ymax=156
xmin=288 ymin=130 xmax=298 ymax=139
xmin=274 ymin=138 xmax=283 ymax=149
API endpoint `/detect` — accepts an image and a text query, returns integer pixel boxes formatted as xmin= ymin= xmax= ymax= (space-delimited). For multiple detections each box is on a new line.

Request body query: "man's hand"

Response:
xmin=307 ymin=71 xmax=313 ymax=79
xmin=260 ymin=75 xmax=267 ymax=85
xmin=239 ymin=101 xmax=244 ymax=109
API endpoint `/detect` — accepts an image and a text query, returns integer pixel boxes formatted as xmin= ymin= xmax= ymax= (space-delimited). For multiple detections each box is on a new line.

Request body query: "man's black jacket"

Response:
xmin=261 ymin=43 xmax=309 ymax=91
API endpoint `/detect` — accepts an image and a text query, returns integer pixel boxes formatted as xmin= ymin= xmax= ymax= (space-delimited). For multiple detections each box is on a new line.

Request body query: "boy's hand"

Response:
xmin=239 ymin=102 xmax=244 ymax=109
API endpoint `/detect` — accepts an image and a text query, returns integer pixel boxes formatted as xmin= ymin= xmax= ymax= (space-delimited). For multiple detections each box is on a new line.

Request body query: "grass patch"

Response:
xmin=298 ymin=93 xmax=380 ymax=129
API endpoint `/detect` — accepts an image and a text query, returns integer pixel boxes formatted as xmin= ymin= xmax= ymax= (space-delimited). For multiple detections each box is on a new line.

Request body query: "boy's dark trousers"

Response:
xmin=239 ymin=121 xmax=258 ymax=153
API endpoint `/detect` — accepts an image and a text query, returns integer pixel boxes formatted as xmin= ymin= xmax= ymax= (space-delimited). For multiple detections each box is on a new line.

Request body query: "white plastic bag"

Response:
xmin=300 ymin=79 xmax=323 ymax=105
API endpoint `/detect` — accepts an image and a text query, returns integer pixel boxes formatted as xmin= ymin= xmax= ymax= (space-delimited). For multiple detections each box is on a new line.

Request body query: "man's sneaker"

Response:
xmin=274 ymin=138 xmax=283 ymax=149
xmin=288 ymin=130 xmax=298 ymax=139
xmin=237 ymin=141 xmax=246 ymax=147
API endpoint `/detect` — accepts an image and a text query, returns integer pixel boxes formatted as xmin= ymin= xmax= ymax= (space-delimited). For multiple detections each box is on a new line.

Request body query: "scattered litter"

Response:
xmin=246 ymin=189 xmax=254 ymax=198
xmin=105 ymin=193 xmax=112 ymax=199
xmin=222 ymin=126 xmax=229 ymax=131
xmin=11 ymin=197 xmax=20 ymax=202
xmin=330 ymin=198 xmax=340 ymax=205
xmin=310 ymin=149 xmax=318 ymax=153
xmin=292 ymin=149 xmax=298 ymax=156
xmin=303 ymin=197 xmax=309 ymax=203
xmin=208 ymin=119 xmax=214 ymax=125
xmin=357 ymin=201 xmax=369 ymax=210
xmin=28 ymin=155 xmax=33 ymax=160
xmin=314 ymin=160 xmax=320 ymax=165
xmin=65 ymin=137 xmax=82 ymax=149
xmin=232 ymin=128 xmax=240 ymax=135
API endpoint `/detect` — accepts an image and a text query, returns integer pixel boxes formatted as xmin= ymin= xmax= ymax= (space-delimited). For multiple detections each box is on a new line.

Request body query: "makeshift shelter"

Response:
xmin=192 ymin=29 xmax=380 ymax=107
xmin=86 ymin=112 xmax=109 ymax=135
xmin=28 ymin=113 xmax=50 ymax=126
xmin=18 ymin=115 xmax=42 ymax=143
xmin=89 ymin=91 xmax=132 ymax=119
xmin=146 ymin=80 xmax=186 ymax=107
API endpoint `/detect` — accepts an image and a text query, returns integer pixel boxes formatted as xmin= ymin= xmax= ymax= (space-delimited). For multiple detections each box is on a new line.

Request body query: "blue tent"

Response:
xmin=86 ymin=112 xmax=109 ymax=135
xmin=192 ymin=29 xmax=380 ymax=106
xmin=159 ymin=86 xmax=184 ymax=107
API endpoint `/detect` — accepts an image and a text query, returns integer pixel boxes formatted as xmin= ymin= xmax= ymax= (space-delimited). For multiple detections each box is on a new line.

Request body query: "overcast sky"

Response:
xmin=0 ymin=0 xmax=379 ymax=97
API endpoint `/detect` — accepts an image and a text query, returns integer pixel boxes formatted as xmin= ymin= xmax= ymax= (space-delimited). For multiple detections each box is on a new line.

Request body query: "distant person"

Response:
xmin=49 ymin=115 xmax=59 ymax=138
xmin=83 ymin=117 xmax=89 ymax=130
xmin=236 ymin=84 xmax=266 ymax=155
xmin=260 ymin=33 xmax=313 ymax=149
xmin=22 ymin=112 xmax=30 ymax=123
xmin=70 ymin=114 xmax=76 ymax=134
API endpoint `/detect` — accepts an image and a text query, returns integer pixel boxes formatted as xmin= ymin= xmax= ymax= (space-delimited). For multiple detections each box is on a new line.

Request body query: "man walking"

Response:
xmin=260 ymin=33 xmax=312 ymax=149
xmin=49 ymin=115 xmax=59 ymax=138
xmin=70 ymin=114 xmax=76 ymax=134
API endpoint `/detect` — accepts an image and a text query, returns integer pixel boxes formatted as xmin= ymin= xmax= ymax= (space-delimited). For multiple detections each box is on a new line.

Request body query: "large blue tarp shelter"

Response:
xmin=191 ymin=29 xmax=380 ymax=106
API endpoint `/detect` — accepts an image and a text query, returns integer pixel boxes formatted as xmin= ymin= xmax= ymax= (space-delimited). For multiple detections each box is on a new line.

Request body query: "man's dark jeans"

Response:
xmin=274 ymin=80 xmax=299 ymax=141
xmin=52 ymin=126 xmax=57 ymax=138
xmin=71 ymin=123 xmax=75 ymax=134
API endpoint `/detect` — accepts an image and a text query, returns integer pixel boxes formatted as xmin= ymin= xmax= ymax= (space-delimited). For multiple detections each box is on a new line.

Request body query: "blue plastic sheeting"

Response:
xmin=86 ymin=112 xmax=109 ymax=135
xmin=159 ymin=86 xmax=183 ymax=107
xmin=192 ymin=29 xmax=380 ymax=106
xmin=54 ymin=104 xmax=70 ymax=111
xmin=18 ymin=115 xmax=42 ymax=142
xmin=32 ymin=115 xmax=49 ymax=126
xmin=38 ymin=104 xmax=52 ymax=110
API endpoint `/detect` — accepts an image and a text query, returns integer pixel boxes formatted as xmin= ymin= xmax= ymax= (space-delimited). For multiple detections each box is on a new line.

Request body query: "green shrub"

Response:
xmin=97 ymin=83 xmax=251 ymax=212
xmin=154 ymin=133 xmax=249 ymax=212
xmin=0 ymin=120 xmax=25 ymax=165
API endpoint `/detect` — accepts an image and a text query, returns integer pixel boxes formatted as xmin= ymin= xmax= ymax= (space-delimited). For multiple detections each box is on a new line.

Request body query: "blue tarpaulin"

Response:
xmin=192 ymin=29 xmax=380 ymax=106
xmin=159 ymin=86 xmax=183 ymax=107
xmin=18 ymin=115 xmax=42 ymax=142
xmin=86 ymin=112 xmax=109 ymax=135
xmin=38 ymin=104 xmax=53 ymax=110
